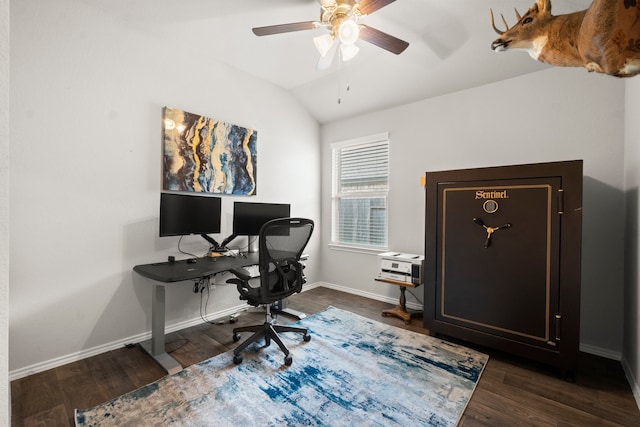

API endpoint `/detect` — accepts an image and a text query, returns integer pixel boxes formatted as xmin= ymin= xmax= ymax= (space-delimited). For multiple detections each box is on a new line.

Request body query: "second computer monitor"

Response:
xmin=233 ymin=201 xmax=291 ymax=236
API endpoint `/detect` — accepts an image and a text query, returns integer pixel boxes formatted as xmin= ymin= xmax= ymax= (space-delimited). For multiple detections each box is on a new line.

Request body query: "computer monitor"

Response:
xmin=159 ymin=192 xmax=222 ymax=237
xmin=232 ymin=201 xmax=291 ymax=236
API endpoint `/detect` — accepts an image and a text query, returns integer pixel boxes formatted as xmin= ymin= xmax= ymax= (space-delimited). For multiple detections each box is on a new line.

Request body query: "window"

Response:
xmin=331 ymin=133 xmax=389 ymax=250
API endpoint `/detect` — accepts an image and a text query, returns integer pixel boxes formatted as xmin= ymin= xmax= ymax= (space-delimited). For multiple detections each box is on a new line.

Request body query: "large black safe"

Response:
xmin=424 ymin=160 xmax=582 ymax=373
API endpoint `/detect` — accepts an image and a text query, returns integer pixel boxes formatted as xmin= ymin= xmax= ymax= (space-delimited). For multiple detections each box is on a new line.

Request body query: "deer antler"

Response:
xmin=515 ymin=8 xmax=522 ymax=21
xmin=490 ymin=9 xmax=510 ymax=35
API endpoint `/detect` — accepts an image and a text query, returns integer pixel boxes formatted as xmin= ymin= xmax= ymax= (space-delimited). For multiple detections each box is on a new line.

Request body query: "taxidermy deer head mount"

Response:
xmin=490 ymin=0 xmax=640 ymax=77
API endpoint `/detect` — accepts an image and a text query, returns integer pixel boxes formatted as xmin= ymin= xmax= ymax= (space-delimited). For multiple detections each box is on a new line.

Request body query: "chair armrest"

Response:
xmin=226 ymin=268 xmax=261 ymax=305
xmin=228 ymin=267 xmax=252 ymax=281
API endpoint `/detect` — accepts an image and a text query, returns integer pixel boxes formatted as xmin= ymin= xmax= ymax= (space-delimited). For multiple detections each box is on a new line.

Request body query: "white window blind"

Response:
xmin=331 ymin=133 xmax=389 ymax=249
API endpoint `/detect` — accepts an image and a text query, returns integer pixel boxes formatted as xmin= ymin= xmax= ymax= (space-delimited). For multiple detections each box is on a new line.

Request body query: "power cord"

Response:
xmin=199 ymin=280 xmax=217 ymax=324
xmin=197 ymin=274 xmax=233 ymax=324
xmin=405 ymin=288 xmax=424 ymax=310
xmin=236 ymin=236 xmax=257 ymax=253
xmin=178 ymin=236 xmax=200 ymax=260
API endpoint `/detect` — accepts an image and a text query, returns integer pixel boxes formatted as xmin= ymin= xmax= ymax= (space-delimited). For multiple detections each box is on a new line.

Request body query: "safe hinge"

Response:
xmin=557 ymin=189 xmax=564 ymax=215
xmin=555 ymin=314 xmax=562 ymax=341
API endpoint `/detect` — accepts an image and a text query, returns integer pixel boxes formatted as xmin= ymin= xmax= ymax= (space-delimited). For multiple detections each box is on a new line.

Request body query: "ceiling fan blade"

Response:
xmin=252 ymin=21 xmax=318 ymax=36
xmin=357 ymin=0 xmax=396 ymax=15
xmin=359 ymin=25 xmax=409 ymax=54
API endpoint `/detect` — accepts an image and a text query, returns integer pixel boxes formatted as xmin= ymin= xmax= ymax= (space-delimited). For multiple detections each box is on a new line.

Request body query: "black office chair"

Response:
xmin=226 ymin=217 xmax=314 ymax=366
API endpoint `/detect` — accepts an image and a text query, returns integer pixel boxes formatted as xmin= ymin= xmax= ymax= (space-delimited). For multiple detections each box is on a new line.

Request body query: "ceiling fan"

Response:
xmin=252 ymin=0 xmax=409 ymax=68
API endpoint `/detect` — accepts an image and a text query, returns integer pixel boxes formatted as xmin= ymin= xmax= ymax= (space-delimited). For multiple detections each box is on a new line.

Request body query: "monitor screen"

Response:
xmin=159 ymin=193 xmax=222 ymax=237
xmin=233 ymin=201 xmax=291 ymax=236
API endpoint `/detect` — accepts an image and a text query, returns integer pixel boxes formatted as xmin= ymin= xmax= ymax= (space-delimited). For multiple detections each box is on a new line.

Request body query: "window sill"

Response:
xmin=328 ymin=243 xmax=388 ymax=255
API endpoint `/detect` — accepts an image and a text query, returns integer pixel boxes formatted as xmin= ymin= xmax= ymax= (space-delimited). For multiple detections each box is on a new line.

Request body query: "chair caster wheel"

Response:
xmin=303 ymin=333 xmax=311 ymax=342
xmin=233 ymin=354 xmax=243 ymax=365
xmin=232 ymin=333 xmax=241 ymax=342
xmin=284 ymin=355 xmax=292 ymax=366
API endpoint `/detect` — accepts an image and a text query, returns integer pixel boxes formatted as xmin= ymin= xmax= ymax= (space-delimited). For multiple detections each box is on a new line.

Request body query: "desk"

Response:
xmin=133 ymin=253 xmax=259 ymax=374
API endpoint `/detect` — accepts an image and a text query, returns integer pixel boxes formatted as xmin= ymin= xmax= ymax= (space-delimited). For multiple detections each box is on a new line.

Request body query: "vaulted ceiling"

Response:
xmin=88 ymin=0 xmax=591 ymax=123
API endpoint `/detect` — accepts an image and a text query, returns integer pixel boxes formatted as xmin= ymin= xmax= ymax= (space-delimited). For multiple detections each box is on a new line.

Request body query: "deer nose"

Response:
xmin=491 ymin=39 xmax=509 ymax=52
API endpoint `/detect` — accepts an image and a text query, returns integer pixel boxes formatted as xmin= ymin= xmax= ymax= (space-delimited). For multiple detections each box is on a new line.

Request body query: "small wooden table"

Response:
xmin=376 ymin=277 xmax=422 ymax=325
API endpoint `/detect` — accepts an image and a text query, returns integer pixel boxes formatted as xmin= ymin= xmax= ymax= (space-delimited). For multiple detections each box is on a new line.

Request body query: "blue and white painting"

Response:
xmin=162 ymin=107 xmax=257 ymax=195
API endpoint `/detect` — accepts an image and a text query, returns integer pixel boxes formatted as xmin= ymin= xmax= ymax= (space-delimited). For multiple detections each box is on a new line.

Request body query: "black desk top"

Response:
xmin=133 ymin=252 xmax=260 ymax=283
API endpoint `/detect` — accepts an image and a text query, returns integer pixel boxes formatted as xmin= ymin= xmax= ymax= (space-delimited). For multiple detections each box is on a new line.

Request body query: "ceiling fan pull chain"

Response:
xmin=337 ymin=52 xmax=343 ymax=104
xmin=345 ymin=60 xmax=351 ymax=93
xmin=337 ymin=53 xmax=352 ymax=104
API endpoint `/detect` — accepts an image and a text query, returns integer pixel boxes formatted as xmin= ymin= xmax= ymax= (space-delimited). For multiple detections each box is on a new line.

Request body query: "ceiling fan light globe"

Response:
xmin=314 ymin=33 xmax=335 ymax=57
xmin=320 ymin=0 xmax=337 ymax=8
xmin=340 ymin=43 xmax=359 ymax=61
xmin=338 ymin=20 xmax=359 ymax=45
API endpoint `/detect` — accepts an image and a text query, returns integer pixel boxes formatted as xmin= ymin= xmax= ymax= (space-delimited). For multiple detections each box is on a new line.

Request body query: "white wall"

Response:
xmin=321 ymin=68 xmax=627 ymax=358
xmin=8 ymin=0 xmax=637 ymax=401
xmin=1 ymin=0 xmax=10 ymax=421
xmin=624 ymin=78 xmax=640 ymax=405
xmin=9 ymin=0 xmax=320 ymax=376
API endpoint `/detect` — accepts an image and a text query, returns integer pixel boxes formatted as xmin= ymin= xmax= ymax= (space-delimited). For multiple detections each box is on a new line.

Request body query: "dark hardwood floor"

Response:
xmin=11 ymin=286 xmax=640 ymax=426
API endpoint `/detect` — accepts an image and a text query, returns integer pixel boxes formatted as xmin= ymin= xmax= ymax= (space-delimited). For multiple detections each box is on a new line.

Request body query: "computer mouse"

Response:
xmin=187 ymin=258 xmax=197 ymax=264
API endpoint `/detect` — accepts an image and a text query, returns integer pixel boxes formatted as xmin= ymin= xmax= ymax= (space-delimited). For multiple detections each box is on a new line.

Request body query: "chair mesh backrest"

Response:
xmin=259 ymin=218 xmax=314 ymax=302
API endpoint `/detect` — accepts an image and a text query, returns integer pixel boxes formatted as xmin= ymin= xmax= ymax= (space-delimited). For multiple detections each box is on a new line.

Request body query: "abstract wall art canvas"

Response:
xmin=162 ymin=107 xmax=257 ymax=195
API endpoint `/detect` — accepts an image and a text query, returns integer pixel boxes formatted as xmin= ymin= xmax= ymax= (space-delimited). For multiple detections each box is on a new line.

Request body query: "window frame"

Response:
xmin=330 ymin=132 xmax=390 ymax=253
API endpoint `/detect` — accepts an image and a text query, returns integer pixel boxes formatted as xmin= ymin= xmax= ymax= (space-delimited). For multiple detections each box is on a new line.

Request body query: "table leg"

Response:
xmin=139 ymin=283 xmax=183 ymax=375
xmin=382 ymin=286 xmax=421 ymax=325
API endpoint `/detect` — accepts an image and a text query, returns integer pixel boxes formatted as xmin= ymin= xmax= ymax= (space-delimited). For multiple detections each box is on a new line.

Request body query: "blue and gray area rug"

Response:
xmin=75 ymin=306 xmax=488 ymax=426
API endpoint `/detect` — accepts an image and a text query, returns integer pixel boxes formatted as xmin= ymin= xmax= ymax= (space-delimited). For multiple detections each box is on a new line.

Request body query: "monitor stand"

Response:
xmin=248 ymin=235 xmax=259 ymax=253
xmin=200 ymin=234 xmax=225 ymax=252
xmin=219 ymin=234 xmax=237 ymax=251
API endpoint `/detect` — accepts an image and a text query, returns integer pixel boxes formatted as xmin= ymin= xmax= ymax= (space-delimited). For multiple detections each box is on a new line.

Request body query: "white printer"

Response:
xmin=377 ymin=252 xmax=425 ymax=285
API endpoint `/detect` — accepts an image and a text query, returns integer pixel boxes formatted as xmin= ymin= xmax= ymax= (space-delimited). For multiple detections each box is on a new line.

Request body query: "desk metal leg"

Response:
xmin=139 ymin=284 xmax=183 ymax=375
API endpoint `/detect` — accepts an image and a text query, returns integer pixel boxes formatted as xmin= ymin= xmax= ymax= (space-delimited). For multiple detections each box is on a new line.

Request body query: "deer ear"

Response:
xmin=537 ymin=0 xmax=552 ymax=14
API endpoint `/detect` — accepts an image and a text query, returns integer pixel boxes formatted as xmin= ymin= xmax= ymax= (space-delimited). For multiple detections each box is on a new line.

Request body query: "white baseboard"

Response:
xmin=578 ymin=343 xmax=622 ymax=361
xmin=8 ymin=282 xmax=626 ymax=382
xmin=9 ymin=302 xmax=251 ymax=381
xmin=621 ymin=356 xmax=640 ymax=411
xmin=9 ymin=282 xmax=413 ymax=380
xmin=312 ymin=281 xmax=423 ymax=311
